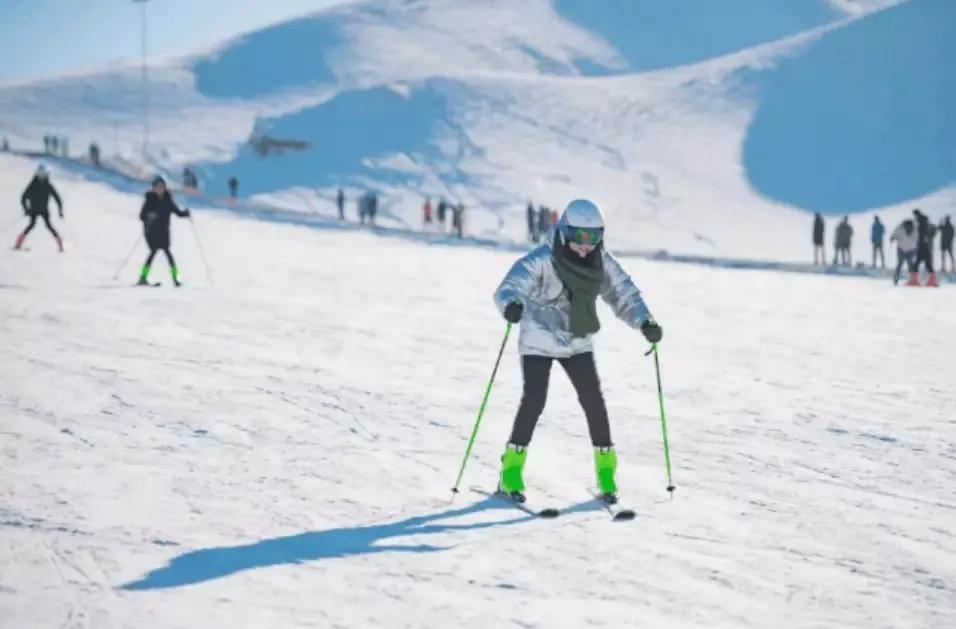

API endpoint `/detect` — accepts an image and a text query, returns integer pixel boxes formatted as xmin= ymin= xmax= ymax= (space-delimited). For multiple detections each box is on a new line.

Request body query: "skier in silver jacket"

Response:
xmin=493 ymin=199 xmax=662 ymax=504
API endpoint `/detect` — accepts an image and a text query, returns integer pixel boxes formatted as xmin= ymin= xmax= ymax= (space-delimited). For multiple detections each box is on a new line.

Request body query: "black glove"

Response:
xmin=184 ymin=208 xmax=192 ymax=217
xmin=504 ymin=301 xmax=524 ymax=324
xmin=641 ymin=320 xmax=662 ymax=344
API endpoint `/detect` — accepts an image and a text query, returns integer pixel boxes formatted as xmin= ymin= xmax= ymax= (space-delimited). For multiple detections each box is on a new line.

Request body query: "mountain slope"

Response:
xmin=0 ymin=0 xmax=951 ymax=263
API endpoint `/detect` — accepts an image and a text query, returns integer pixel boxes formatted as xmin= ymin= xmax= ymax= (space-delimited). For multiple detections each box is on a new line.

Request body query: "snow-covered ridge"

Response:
xmin=0 ymin=0 xmax=951 ymax=262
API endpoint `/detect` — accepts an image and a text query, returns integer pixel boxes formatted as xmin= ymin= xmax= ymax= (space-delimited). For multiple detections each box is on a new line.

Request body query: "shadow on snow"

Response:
xmin=120 ymin=495 xmax=544 ymax=591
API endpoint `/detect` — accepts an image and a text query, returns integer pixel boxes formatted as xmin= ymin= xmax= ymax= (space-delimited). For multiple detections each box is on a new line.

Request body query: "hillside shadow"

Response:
xmin=120 ymin=496 xmax=528 ymax=591
xmin=193 ymin=12 xmax=344 ymax=99
xmin=200 ymin=80 xmax=469 ymax=196
xmin=553 ymin=0 xmax=838 ymax=74
xmin=742 ymin=0 xmax=956 ymax=214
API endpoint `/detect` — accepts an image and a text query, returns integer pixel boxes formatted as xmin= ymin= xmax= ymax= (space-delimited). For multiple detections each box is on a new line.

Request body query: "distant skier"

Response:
xmin=423 ymin=197 xmax=433 ymax=228
xmin=494 ymin=199 xmax=662 ymax=505
xmin=182 ymin=167 xmax=198 ymax=191
xmin=357 ymin=195 xmax=368 ymax=224
xmin=526 ymin=201 xmax=537 ymax=242
xmin=368 ymin=192 xmax=379 ymax=226
xmin=812 ymin=213 xmax=825 ymax=264
xmin=437 ymin=198 xmax=447 ymax=232
xmin=537 ymin=206 xmax=550 ymax=243
xmin=940 ymin=216 xmax=954 ymax=273
xmin=870 ymin=216 xmax=885 ymax=269
xmin=89 ymin=142 xmax=101 ymax=167
xmin=337 ymin=188 xmax=345 ymax=221
xmin=137 ymin=176 xmax=190 ymax=287
xmin=834 ymin=217 xmax=853 ymax=266
xmin=890 ymin=219 xmax=918 ymax=285
xmin=15 ymin=164 xmax=64 ymax=252
xmin=228 ymin=176 xmax=239 ymax=199
xmin=913 ymin=209 xmax=937 ymax=287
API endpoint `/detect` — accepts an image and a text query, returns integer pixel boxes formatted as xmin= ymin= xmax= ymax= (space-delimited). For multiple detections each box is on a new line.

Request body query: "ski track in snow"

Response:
xmin=1 ymin=154 xmax=955 ymax=627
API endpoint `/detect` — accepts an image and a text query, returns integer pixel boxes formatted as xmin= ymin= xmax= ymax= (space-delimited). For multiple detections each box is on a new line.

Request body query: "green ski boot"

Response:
xmin=498 ymin=443 xmax=528 ymax=503
xmin=136 ymin=264 xmax=151 ymax=286
xmin=170 ymin=266 xmax=182 ymax=287
xmin=594 ymin=447 xmax=618 ymax=504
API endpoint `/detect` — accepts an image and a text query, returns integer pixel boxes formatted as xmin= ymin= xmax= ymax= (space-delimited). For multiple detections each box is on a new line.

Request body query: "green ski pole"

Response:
xmin=451 ymin=322 xmax=512 ymax=497
xmin=651 ymin=344 xmax=676 ymax=495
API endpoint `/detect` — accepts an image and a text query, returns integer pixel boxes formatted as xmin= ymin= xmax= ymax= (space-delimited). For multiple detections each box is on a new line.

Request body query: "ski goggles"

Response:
xmin=562 ymin=225 xmax=604 ymax=246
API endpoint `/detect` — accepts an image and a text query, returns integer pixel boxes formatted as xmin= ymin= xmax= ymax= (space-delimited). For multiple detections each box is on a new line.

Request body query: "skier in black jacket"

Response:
xmin=940 ymin=216 xmax=954 ymax=273
xmin=812 ymin=213 xmax=825 ymax=265
xmin=137 ymin=176 xmax=190 ymax=286
xmin=15 ymin=164 xmax=64 ymax=251
xmin=913 ymin=209 xmax=938 ymax=287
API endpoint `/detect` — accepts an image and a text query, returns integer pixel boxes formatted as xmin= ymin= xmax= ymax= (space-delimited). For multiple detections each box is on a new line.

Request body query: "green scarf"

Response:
xmin=552 ymin=232 xmax=604 ymax=338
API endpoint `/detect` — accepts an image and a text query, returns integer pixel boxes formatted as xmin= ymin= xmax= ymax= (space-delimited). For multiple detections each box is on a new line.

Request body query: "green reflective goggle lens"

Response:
xmin=563 ymin=226 xmax=604 ymax=245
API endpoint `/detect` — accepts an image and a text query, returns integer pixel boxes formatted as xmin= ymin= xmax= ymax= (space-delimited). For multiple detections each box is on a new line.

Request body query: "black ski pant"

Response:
xmin=872 ymin=243 xmax=885 ymax=268
xmin=144 ymin=246 xmax=176 ymax=269
xmin=509 ymin=352 xmax=612 ymax=449
xmin=915 ymin=245 xmax=934 ymax=273
xmin=942 ymin=245 xmax=955 ymax=272
xmin=895 ymin=249 xmax=916 ymax=283
xmin=22 ymin=213 xmax=59 ymax=239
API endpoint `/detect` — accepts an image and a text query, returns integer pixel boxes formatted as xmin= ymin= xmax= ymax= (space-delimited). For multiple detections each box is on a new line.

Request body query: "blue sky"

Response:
xmin=0 ymin=0 xmax=350 ymax=83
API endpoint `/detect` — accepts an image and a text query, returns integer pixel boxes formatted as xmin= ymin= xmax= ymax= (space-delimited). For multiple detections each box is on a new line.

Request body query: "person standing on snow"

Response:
xmin=423 ymin=197 xmax=433 ymax=229
xmin=812 ymin=213 xmax=825 ymax=265
xmin=493 ymin=199 xmax=662 ymax=505
xmin=834 ymin=217 xmax=853 ymax=266
xmin=15 ymin=164 xmax=64 ymax=252
xmin=940 ymin=216 xmax=954 ymax=273
xmin=436 ymin=198 xmax=448 ymax=232
xmin=890 ymin=219 xmax=918 ymax=285
xmin=228 ymin=176 xmax=239 ymax=199
xmin=337 ymin=188 xmax=345 ymax=221
xmin=453 ymin=202 xmax=465 ymax=238
xmin=137 ymin=176 xmax=190 ymax=287
xmin=526 ymin=201 xmax=537 ymax=242
xmin=368 ymin=192 xmax=379 ymax=226
xmin=913 ymin=209 xmax=938 ymax=287
xmin=871 ymin=216 xmax=886 ymax=269
xmin=537 ymin=205 xmax=550 ymax=243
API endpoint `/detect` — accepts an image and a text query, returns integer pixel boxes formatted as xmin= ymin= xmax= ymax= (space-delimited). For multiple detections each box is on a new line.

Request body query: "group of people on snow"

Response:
xmin=421 ymin=197 xmax=466 ymax=237
xmin=813 ymin=210 xmax=954 ymax=286
xmin=814 ymin=214 xmax=861 ymax=267
xmin=12 ymin=164 xmax=192 ymax=287
xmin=42 ymin=135 xmax=69 ymax=158
xmin=358 ymin=191 xmax=380 ymax=225
xmin=526 ymin=202 xmax=559 ymax=243
xmin=889 ymin=210 xmax=953 ymax=286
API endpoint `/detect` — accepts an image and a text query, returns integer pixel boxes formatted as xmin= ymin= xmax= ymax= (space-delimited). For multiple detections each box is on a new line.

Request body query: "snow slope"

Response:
xmin=2 ymin=151 xmax=956 ymax=628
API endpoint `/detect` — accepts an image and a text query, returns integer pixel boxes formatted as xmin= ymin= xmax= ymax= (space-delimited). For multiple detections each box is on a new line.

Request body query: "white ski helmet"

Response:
xmin=560 ymin=198 xmax=604 ymax=229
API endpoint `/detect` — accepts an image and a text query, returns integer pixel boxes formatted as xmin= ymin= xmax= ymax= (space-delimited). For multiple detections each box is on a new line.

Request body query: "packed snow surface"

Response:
xmin=2 ymin=153 xmax=955 ymax=628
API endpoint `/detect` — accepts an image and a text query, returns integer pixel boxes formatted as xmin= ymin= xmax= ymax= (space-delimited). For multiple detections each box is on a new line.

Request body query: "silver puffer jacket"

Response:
xmin=494 ymin=233 xmax=652 ymax=357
